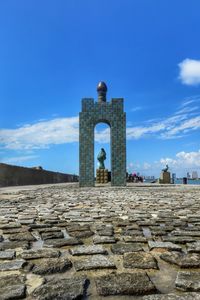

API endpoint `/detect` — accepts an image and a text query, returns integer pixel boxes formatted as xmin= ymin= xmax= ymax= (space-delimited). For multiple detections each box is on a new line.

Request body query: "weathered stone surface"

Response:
xmin=142 ymin=293 xmax=200 ymax=299
xmin=95 ymin=272 xmax=157 ymax=295
xmin=69 ymin=230 xmax=94 ymax=238
xmin=162 ymin=236 xmax=196 ymax=244
xmin=0 ymin=250 xmax=15 ymax=260
xmin=160 ymin=252 xmax=200 ymax=268
xmin=2 ymin=227 xmax=30 ymax=234
xmin=20 ymin=248 xmax=60 ymax=260
xmin=187 ymin=241 xmax=200 ymax=253
xmin=0 ymin=223 xmax=21 ymax=229
xmin=9 ymin=232 xmax=36 ymax=242
xmin=0 ymin=235 xmax=3 ymax=242
xmin=93 ymin=235 xmax=116 ymax=244
xmin=2 ymin=182 xmax=200 ymax=298
xmin=123 ymin=252 xmax=158 ymax=269
xmin=0 ymin=241 xmax=29 ymax=250
xmin=32 ymin=276 xmax=89 ymax=300
xmin=0 ymin=284 xmax=26 ymax=299
xmin=43 ymin=238 xmax=82 ymax=248
xmin=111 ymin=243 xmax=142 ymax=254
xmin=175 ymin=271 xmax=200 ymax=292
xmin=173 ymin=230 xmax=200 ymax=237
xmin=123 ymin=236 xmax=147 ymax=243
xmin=122 ymin=229 xmax=143 ymax=236
xmin=74 ymin=255 xmax=116 ymax=271
xmin=0 ymin=259 xmax=25 ymax=271
xmin=148 ymin=241 xmax=182 ymax=251
xmin=41 ymin=231 xmax=64 ymax=240
xmin=0 ymin=273 xmax=25 ymax=288
xmin=96 ymin=225 xmax=114 ymax=236
xmin=31 ymin=257 xmax=72 ymax=275
xmin=66 ymin=223 xmax=91 ymax=232
xmin=69 ymin=245 xmax=107 ymax=256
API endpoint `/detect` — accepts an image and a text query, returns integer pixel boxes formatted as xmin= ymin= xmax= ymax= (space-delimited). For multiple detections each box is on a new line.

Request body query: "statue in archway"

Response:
xmin=162 ymin=164 xmax=169 ymax=172
xmin=97 ymin=148 xmax=106 ymax=169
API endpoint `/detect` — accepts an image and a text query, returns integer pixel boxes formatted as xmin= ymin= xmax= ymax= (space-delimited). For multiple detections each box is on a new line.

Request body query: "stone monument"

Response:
xmin=159 ymin=164 xmax=171 ymax=184
xmin=79 ymin=82 xmax=126 ymax=187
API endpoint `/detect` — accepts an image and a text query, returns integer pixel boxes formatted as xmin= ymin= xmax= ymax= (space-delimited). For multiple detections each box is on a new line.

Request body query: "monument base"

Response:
xmin=159 ymin=171 xmax=171 ymax=184
xmin=96 ymin=169 xmax=108 ymax=184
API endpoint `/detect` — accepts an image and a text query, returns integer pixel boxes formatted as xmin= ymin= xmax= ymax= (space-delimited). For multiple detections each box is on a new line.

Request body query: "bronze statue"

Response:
xmin=97 ymin=148 xmax=106 ymax=169
xmin=162 ymin=164 xmax=169 ymax=172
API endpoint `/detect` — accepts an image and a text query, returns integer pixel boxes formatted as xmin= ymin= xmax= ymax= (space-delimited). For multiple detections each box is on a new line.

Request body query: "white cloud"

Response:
xmin=131 ymin=106 xmax=143 ymax=112
xmin=179 ymin=59 xmax=200 ymax=85
xmin=95 ymin=127 xmax=110 ymax=143
xmin=1 ymin=155 xmax=39 ymax=164
xmin=160 ymin=149 xmax=200 ymax=175
xmin=0 ymin=117 xmax=79 ymax=150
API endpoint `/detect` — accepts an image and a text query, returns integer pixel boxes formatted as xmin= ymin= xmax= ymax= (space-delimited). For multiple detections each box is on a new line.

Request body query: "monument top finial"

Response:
xmin=97 ymin=81 xmax=107 ymax=102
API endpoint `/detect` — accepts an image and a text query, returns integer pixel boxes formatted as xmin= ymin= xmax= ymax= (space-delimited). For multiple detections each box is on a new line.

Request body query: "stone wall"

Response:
xmin=0 ymin=163 xmax=79 ymax=187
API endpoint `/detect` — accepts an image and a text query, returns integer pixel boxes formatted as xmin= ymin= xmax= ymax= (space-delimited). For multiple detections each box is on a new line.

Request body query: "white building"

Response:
xmin=192 ymin=171 xmax=198 ymax=179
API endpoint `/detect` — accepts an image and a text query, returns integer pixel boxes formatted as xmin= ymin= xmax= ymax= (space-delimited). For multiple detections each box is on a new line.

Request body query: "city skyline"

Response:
xmin=0 ymin=1 xmax=200 ymax=178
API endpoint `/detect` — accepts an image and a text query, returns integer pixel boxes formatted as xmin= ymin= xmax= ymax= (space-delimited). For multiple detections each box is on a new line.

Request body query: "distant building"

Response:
xmin=187 ymin=172 xmax=191 ymax=179
xmin=172 ymin=173 xmax=176 ymax=183
xmin=192 ymin=171 xmax=198 ymax=179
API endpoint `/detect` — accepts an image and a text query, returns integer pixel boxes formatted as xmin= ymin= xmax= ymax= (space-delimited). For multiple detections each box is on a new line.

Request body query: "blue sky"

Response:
xmin=0 ymin=0 xmax=200 ymax=178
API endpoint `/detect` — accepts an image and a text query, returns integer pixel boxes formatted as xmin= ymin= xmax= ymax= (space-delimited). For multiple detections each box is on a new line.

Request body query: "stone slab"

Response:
xmin=175 ymin=271 xmax=200 ymax=292
xmin=0 ymin=250 xmax=15 ymax=260
xmin=0 ymin=260 xmax=25 ymax=271
xmin=43 ymin=238 xmax=82 ymax=248
xmin=123 ymin=252 xmax=158 ymax=269
xmin=160 ymin=252 xmax=200 ymax=268
xmin=69 ymin=245 xmax=107 ymax=256
xmin=148 ymin=241 xmax=182 ymax=251
xmin=20 ymin=248 xmax=60 ymax=260
xmin=74 ymin=255 xmax=116 ymax=271
xmin=31 ymin=257 xmax=72 ymax=275
xmin=111 ymin=243 xmax=142 ymax=254
xmin=95 ymin=272 xmax=157 ymax=295
xmin=32 ymin=276 xmax=89 ymax=300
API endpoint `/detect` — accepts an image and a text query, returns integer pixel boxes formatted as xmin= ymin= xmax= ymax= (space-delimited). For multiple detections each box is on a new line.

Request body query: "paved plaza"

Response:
xmin=1 ymin=183 xmax=200 ymax=299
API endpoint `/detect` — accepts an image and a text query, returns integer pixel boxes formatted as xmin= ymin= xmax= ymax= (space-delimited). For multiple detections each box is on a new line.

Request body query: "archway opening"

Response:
xmin=94 ymin=122 xmax=111 ymax=183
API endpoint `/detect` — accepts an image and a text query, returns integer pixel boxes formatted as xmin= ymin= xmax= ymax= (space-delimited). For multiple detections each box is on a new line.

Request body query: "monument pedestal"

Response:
xmin=96 ymin=169 xmax=108 ymax=184
xmin=159 ymin=171 xmax=171 ymax=184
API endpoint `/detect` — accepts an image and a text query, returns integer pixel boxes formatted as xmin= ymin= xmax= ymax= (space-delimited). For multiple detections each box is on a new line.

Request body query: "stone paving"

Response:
xmin=1 ymin=183 xmax=200 ymax=299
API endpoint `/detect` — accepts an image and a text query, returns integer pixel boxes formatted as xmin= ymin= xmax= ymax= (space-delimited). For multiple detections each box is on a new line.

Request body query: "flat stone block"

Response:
xmin=0 ymin=260 xmax=25 ymax=271
xmin=20 ymin=248 xmax=60 ymax=260
xmin=31 ymin=257 xmax=72 ymax=275
xmin=0 ymin=250 xmax=15 ymax=260
xmin=0 ymin=285 xmax=26 ymax=300
xmin=74 ymin=255 xmax=116 ymax=271
xmin=32 ymin=276 xmax=89 ymax=300
xmin=148 ymin=241 xmax=182 ymax=251
xmin=111 ymin=243 xmax=142 ymax=254
xmin=123 ymin=252 xmax=158 ymax=269
xmin=69 ymin=245 xmax=107 ymax=256
xmin=95 ymin=272 xmax=157 ymax=296
xmin=160 ymin=252 xmax=200 ymax=268
xmin=93 ymin=235 xmax=116 ymax=244
xmin=176 ymin=271 xmax=200 ymax=292
xmin=43 ymin=238 xmax=82 ymax=248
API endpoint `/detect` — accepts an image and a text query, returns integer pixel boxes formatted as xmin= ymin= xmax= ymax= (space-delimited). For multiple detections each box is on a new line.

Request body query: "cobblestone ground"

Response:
xmin=1 ymin=183 xmax=200 ymax=299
